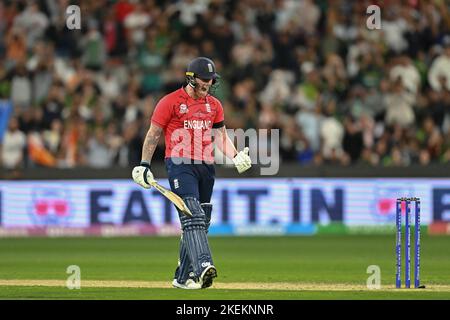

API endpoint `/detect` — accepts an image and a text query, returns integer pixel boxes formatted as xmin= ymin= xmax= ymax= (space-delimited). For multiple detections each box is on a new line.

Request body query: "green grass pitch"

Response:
xmin=0 ymin=235 xmax=449 ymax=299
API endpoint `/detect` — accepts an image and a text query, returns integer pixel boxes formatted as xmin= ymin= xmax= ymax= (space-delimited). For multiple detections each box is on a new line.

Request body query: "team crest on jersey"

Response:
xmin=205 ymin=103 xmax=211 ymax=112
xmin=179 ymin=104 xmax=188 ymax=114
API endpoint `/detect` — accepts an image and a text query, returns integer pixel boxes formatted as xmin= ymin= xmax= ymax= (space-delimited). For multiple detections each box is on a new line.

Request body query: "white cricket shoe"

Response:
xmin=172 ymin=278 xmax=202 ymax=290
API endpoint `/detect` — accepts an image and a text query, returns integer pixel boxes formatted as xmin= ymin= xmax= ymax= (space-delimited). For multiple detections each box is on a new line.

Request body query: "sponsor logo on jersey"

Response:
xmin=179 ymin=104 xmax=188 ymax=114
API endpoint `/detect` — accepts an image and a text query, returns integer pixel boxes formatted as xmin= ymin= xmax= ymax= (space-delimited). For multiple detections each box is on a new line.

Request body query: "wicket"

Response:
xmin=395 ymin=197 xmax=421 ymax=289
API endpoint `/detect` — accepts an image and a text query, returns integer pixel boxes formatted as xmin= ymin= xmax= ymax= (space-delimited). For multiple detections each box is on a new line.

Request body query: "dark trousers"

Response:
xmin=165 ymin=158 xmax=215 ymax=203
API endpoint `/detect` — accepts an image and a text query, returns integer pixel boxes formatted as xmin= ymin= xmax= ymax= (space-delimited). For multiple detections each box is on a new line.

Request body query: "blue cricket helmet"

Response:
xmin=186 ymin=57 xmax=220 ymax=81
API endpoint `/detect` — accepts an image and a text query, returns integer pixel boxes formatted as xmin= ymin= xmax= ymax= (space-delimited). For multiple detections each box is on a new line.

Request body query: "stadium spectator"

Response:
xmin=320 ymin=110 xmax=345 ymax=164
xmin=80 ymin=20 xmax=107 ymax=71
xmin=389 ymin=55 xmax=421 ymax=96
xmin=7 ymin=61 xmax=32 ymax=112
xmin=124 ymin=2 xmax=152 ymax=45
xmin=86 ymin=127 xmax=114 ymax=168
xmin=428 ymin=36 xmax=450 ymax=92
xmin=343 ymin=116 xmax=363 ymax=164
xmin=1 ymin=117 xmax=26 ymax=169
xmin=5 ymin=28 xmax=27 ymax=67
xmin=13 ymin=2 xmax=49 ymax=49
xmin=384 ymin=78 xmax=416 ymax=128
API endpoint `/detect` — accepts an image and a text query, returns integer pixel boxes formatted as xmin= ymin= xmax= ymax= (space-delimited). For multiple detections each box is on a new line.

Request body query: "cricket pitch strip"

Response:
xmin=0 ymin=280 xmax=449 ymax=292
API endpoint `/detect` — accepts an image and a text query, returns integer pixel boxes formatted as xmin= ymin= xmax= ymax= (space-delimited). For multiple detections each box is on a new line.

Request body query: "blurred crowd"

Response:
xmin=1 ymin=0 xmax=450 ymax=171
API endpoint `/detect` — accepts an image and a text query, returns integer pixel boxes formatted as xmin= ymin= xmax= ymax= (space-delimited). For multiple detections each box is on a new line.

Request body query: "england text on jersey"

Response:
xmin=183 ymin=120 xmax=212 ymax=130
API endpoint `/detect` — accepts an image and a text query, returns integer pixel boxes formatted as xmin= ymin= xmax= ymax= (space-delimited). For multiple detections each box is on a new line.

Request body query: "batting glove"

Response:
xmin=132 ymin=161 xmax=155 ymax=189
xmin=232 ymin=147 xmax=252 ymax=174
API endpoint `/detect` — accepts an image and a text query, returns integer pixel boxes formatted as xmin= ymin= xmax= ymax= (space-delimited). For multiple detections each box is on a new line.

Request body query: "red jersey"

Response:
xmin=151 ymin=87 xmax=224 ymax=163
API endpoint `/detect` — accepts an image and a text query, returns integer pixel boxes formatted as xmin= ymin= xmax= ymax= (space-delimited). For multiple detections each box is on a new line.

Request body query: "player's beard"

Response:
xmin=195 ymin=84 xmax=210 ymax=98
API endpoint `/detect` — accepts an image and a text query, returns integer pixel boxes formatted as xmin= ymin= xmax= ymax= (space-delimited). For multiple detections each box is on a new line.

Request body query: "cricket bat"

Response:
xmin=149 ymin=181 xmax=192 ymax=217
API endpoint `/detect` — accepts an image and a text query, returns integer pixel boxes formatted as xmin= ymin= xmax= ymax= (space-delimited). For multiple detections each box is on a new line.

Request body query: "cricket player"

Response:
xmin=132 ymin=57 xmax=252 ymax=289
